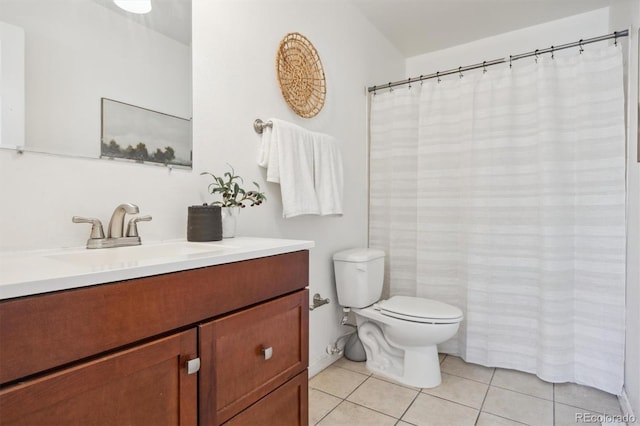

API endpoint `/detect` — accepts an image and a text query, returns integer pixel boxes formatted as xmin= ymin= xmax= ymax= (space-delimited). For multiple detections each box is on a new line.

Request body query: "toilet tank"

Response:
xmin=333 ymin=248 xmax=385 ymax=308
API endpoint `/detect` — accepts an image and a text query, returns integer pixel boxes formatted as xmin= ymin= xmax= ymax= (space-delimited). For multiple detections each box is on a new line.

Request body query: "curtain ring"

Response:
xmin=436 ymin=71 xmax=440 ymax=83
xmin=483 ymin=61 xmax=487 ymax=74
xmin=614 ymin=31 xmax=618 ymax=46
xmin=550 ymin=46 xmax=555 ymax=60
xmin=458 ymin=66 xmax=463 ymax=79
xmin=509 ymin=55 xmax=513 ymax=69
xmin=534 ymin=49 xmax=539 ymax=63
xmin=407 ymin=77 xmax=412 ymax=89
xmin=388 ymin=82 xmax=393 ymax=92
xmin=419 ymin=75 xmax=424 ymax=85
xmin=579 ymin=39 xmax=584 ymax=54
xmin=373 ymin=85 xmax=377 ymax=95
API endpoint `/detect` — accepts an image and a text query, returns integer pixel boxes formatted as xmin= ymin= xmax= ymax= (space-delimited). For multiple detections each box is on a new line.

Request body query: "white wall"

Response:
xmin=609 ymin=0 xmax=640 ymax=418
xmin=0 ymin=21 xmax=25 ymax=148
xmin=0 ymin=0 xmax=404 ymax=376
xmin=407 ymin=8 xmax=610 ymax=76
xmin=192 ymin=0 xmax=404 ymax=375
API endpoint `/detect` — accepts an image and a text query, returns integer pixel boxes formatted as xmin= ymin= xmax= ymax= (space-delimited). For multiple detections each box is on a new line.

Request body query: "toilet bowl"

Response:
xmin=333 ymin=248 xmax=463 ymax=388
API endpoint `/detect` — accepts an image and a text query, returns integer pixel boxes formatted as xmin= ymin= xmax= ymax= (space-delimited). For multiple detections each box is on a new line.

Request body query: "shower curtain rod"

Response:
xmin=367 ymin=29 xmax=629 ymax=93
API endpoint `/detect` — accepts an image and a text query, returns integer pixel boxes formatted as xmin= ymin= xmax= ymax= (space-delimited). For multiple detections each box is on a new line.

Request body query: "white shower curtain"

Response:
xmin=369 ymin=45 xmax=626 ymax=394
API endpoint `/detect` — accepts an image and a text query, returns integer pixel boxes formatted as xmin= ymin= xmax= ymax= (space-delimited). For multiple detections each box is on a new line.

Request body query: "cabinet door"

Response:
xmin=223 ymin=370 xmax=308 ymax=426
xmin=200 ymin=290 xmax=309 ymax=425
xmin=0 ymin=329 xmax=198 ymax=426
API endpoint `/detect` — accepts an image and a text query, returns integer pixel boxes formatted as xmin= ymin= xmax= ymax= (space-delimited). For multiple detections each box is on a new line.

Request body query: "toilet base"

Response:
xmin=365 ymin=345 xmax=442 ymax=388
xmin=358 ymin=321 xmax=443 ymax=388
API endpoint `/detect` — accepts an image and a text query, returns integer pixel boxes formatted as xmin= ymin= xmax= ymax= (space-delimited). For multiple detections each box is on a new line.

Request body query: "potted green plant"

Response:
xmin=201 ymin=165 xmax=266 ymax=238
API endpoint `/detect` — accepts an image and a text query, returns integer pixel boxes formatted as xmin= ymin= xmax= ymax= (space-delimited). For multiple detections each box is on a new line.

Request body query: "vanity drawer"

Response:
xmin=223 ymin=370 xmax=308 ymax=426
xmin=199 ymin=290 xmax=309 ymax=425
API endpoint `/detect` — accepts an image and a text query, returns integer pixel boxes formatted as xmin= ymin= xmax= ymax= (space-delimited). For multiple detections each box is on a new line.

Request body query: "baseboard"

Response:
xmin=619 ymin=387 xmax=637 ymax=421
xmin=308 ymin=352 xmax=342 ymax=379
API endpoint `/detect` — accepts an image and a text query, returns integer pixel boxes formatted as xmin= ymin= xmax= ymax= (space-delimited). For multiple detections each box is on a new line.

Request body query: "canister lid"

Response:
xmin=333 ymin=248 xmax=385 ymax=262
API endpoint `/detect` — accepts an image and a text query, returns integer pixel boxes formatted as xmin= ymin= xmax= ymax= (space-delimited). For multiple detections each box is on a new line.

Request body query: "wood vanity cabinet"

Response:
xmin=0 ymin=250 xmax=309 ymax=426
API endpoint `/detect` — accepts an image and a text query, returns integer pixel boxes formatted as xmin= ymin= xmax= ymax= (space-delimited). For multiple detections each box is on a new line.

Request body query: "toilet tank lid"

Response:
xmin=333 ymin=248 xmax=385 ymax=262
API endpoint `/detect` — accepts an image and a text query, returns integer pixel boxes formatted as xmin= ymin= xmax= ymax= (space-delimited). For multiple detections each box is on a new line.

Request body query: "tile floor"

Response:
xmin=309 ymin=354 xmax=624 ymax=426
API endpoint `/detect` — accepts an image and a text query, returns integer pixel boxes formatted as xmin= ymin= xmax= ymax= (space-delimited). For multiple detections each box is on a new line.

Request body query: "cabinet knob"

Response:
xmin=262 ymin=346 xmax=273 ymax=360
xmin=186 ymin=357 xmax=200 ymax=375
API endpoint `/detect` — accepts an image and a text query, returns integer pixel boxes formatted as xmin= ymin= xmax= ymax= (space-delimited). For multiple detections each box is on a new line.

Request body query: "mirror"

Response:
xmin=0 ymin=0 xmax=192 ymax=167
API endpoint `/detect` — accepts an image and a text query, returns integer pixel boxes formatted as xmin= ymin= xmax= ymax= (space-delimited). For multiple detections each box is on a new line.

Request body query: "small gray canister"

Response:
xmin=344 ymin=332 xmax=366 ymax=362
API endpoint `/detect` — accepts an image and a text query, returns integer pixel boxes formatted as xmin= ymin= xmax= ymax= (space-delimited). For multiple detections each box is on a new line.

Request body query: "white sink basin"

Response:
xmin=47 ymin=242 xmax=229 ymax=267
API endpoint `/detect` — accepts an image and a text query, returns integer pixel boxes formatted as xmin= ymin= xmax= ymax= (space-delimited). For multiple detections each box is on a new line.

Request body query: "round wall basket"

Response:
xmin=276 ymin=32 xmax=326 ymax=118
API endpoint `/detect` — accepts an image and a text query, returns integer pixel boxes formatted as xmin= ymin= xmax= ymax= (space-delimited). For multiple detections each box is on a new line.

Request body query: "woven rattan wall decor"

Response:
xmin=276 ymin=32 xmax=326 ymax=118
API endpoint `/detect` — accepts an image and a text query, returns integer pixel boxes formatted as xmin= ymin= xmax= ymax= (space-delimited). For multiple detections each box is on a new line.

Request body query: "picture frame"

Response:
xmin=100 ymin=98 xmax=192 ymax=168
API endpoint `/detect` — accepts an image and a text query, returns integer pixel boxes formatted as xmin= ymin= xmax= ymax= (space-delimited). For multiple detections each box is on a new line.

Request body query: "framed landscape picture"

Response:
xmin=100 ymin=98 xmax=192 ymax=168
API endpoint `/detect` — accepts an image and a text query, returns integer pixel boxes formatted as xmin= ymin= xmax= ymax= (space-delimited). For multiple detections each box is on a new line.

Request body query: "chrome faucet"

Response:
xmin=73 ymin=203 xmax=152 ymax=249
xmin=108 ymin=203 xmax=139 ymax=238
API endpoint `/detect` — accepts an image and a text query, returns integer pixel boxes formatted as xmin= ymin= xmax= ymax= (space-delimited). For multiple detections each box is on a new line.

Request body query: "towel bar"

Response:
xmin=253 ymin=118 xmax=273 ymax=134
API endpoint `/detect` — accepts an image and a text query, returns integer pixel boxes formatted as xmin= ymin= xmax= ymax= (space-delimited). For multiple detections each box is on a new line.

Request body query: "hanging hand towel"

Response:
xmin=313 ymin=136 xmax=343 ymax=216
xmin=259 ymin=118 xmax=320 ymax=218
xmin=257 ymin=118 xmax=344 ymax=218
xmin=257 ymin=124 xmax=272 ymax=169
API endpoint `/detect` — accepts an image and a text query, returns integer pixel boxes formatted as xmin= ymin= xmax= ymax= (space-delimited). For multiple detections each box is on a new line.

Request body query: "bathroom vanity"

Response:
xmin=0 ymin=238 xmax=312 ymax=425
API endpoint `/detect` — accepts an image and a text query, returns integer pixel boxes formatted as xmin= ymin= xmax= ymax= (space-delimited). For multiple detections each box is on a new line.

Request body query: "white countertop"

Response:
xmin=0 ymin=237 xmax=314 ymax=300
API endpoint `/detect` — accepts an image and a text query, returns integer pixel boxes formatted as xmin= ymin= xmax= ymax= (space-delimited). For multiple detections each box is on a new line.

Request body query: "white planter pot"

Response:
xmin=221 ymin=207 xmax=240 ymax=238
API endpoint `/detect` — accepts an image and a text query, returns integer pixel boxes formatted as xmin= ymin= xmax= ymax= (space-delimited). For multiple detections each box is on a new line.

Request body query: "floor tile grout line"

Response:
xmin=342 ymin=398 xmax=408 ymax=423
xmin=488 ymin=383 xmax=554 ymax=401
xmin=313 ymin=401 xmax=338 ymax=426
xmin=309 ymin=376 xmax=368 ymax=424
xmin=312 ymin=378 xmax=376 ymax=426
xmin=345 ymin=375 xmax=423 ymax=421
xmin=552 ymin=383 xmax=556 ymax=425
xmin=474 ymin=373 xmax=493 ymax=425
xmin=329 ymin=363 xmax=372 ymax=378
xmin=554 ymin=401 xmax=610 ymax=417
xmin=332 ymin=363 xmax=373 ymax=378
xmin=343 ymin=374 xmax=374 ymax=401
xmin=440 ymin=370 xmax=493 ymax=386
xmin=440 ymin=360 xmax=495 ymax=386
xmin=308 ymin=386 xmax=345 ymax=426
xmin=396 ymin=388 xmax=423 ymax=424
xmin=479 ymin=411 xmax=530 ymax=425
xmin=309 ymin=386 xmax=346 ymax=400
xmin=488 ymin=366 xmax=497 ymax=385
xmin=416 ymin=391 xmax=485 ymax=413
xmin=371 ymin=374 xmax=422 ymax=392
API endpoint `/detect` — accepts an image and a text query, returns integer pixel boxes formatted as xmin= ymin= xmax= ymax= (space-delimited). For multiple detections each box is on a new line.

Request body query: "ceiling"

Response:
xmin=89 ymin=0 xmax=614 ymax=54
xmin=92 ymin=0 xmax=192 ymax=45
xmin=349 ymin=0 xmax=614 ymax=57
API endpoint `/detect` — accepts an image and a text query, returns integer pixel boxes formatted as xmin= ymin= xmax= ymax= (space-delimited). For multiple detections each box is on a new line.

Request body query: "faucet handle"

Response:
xmin=126 ymin=215 xmax=152 ymax=238
xmin=72 ymin=216 xmax=105 ymax=239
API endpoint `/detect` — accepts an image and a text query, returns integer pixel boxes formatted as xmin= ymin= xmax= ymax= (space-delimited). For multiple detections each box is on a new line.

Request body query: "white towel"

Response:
xmin=259 ymin=119 xmax=320 ymax=218
xmin=257 ymin=118 xmax=343 ymax=218
xmin=257 ymin=124 xmax=272 ymax=169
xmin=313 ymin=136 xmax=343 ymax=215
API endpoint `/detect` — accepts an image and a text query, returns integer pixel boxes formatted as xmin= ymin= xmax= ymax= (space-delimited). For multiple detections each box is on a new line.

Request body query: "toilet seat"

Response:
xmin=376 ymin=296 xmax=463 ymax=324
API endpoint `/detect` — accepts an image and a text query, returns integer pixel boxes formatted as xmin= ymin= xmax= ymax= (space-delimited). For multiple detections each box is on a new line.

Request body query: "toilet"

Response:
xmin=333 ymin=248 xmax=463 ymax=388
